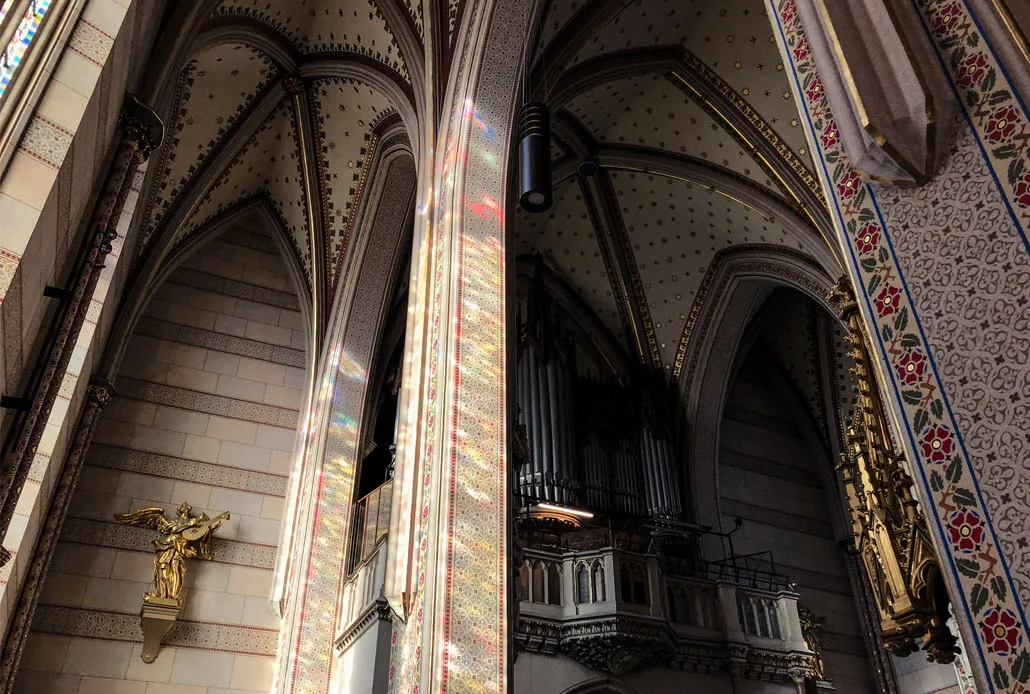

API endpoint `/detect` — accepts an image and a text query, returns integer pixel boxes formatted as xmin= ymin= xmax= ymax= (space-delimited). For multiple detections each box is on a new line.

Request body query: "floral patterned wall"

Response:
xmin=768 ymin=0 xmax=1030 ymax=690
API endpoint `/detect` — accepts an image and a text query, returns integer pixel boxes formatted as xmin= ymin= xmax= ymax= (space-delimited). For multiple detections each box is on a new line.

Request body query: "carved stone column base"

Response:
xmin=140 ymin=598 xmax=181 ymax=663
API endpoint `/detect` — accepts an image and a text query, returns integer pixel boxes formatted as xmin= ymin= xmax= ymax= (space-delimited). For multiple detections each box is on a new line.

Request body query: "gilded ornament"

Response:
xmin=797 ymin=604 xmax=827 ymax=681
xmin=115 ymin=502 xmax=230 ymax=605
xmin=827 ymin=278 xmax=958 ymax=663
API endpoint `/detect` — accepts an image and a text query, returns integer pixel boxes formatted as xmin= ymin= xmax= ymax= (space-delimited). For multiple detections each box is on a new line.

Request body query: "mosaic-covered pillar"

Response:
xmin=768 ymin=1 xmax=1030 ymax=690
xmin=385 ymin=0 xmax=537 ymax=691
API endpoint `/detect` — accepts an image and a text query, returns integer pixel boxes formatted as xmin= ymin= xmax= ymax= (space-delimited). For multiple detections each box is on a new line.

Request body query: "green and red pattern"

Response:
xmin=770 ymin=0 xmax=1030 ymax=690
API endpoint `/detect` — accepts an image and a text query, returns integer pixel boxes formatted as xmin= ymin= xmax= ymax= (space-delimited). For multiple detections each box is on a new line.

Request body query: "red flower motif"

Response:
xmin=793 ymin=38 xmax=810 ymax=62
xmin=821 ymin=122 xmax=840 ymax=149
xmin=896 ymin=349 xmax=927 ymax=385
xmin=957 ymin=53 xmax=989 ymax=89
xmin=980 ymin=608 xmax=1023 ymax=656
xmin=947 ymin=509 xmax=985 ymax=554
xmin=855 ymin=224 xmax=879 ymax=254
xmin=920 ymin=425 xmax=955 ymax=464
xmin=985 ymin=106 xmax=1020 ymax=143
xmin=874 ymin=285 xmax=900 ymax=316
xmin=838 ymin=170 xmax=862 ymax=200
xmin=781 ymin=0 xmax=798 ymax=24
xmin=1016 ymin=171 xmax=1030 ymax=208
xmin=806 ymin=77 xmax=824 ymax=104
xmin=932 ymin=4 xmax=963 ymax=37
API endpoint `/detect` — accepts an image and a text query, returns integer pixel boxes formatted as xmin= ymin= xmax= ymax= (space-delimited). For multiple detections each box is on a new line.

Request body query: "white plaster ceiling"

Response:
xmin=144 ymin=43 xmax=276 ymax=243
xmin=565 ymin=74 xmax=779 ymax=195
xmin=310 ymin=78 xmax=395 ymax=286
xmin=565 ymin=0 xmax=812 ymax=169
xmin=213 ymin=0 xmax=407 ymax=78
xmin=515 ymin=179 xmax=625 ymax=345
xmin=178 ymin=102 xmax=311 ymax=275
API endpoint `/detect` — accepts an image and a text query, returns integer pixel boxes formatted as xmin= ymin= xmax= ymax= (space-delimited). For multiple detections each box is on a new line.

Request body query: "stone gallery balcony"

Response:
xmin=516 ymin=543 xmax=816 ymax=684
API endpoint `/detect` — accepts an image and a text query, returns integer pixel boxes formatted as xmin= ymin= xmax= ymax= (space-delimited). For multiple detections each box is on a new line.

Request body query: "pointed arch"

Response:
xmin=99 ymin=196 xmax=313 ymax=381
xmin=677 ymin=245 xmax=838 ymax=532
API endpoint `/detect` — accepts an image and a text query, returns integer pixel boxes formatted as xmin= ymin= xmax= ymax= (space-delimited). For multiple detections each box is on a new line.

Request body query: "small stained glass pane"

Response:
xmin=1 ymin=0 xmax=52 ymax=97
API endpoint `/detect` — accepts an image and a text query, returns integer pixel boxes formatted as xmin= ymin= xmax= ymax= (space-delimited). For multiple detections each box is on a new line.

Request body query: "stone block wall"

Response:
xmin=12 ymin=227 xmax=307 ymax=694
xmin=717 ymin=352 xmax=878 ymax=694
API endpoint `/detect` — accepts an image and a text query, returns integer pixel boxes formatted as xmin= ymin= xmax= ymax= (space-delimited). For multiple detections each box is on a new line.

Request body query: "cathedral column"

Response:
xmin=0 ymin=378 xmax=114 ymax=692
xmin=0 ymin=96 xmax=162 ymax=566
xmin=385 ymin=0 xmax=539 ymax=691
xmin=767 ymin=0 xmax=1030 ymax=689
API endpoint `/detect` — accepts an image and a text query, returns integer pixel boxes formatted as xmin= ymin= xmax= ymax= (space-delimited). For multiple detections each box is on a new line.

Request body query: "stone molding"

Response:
xmin=334 ymin=598 xmax=392 ymax=654
xmin=114 ymin=377 xmax=299 ymax=428
xmin=86 ymin=444 xmax=288 ymax=497
xmin=33 ymin=604 xmax=277 ymax=657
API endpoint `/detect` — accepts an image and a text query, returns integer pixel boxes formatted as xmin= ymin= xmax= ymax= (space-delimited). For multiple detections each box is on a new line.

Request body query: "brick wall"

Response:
xmin=13 ymin=226 xmax=308 ymax=694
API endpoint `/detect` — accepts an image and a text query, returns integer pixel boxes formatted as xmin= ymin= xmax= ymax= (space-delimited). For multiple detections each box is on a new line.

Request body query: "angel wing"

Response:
xmin=114 ymin=507 xmax=174 ymax=534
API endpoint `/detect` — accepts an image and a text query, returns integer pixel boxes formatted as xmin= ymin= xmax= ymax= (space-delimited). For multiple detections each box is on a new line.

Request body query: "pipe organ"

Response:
xmin=515 ymin=267 xmax=683 ymax=519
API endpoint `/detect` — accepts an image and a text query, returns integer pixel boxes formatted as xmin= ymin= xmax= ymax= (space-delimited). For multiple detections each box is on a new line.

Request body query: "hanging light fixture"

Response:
xmin=518 ymin=101 xmax=552 ymax=213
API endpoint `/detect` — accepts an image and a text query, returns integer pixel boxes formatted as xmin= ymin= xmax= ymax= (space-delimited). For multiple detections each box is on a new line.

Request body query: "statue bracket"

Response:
xmin=140 ymin=597 xmax=181 ymax=663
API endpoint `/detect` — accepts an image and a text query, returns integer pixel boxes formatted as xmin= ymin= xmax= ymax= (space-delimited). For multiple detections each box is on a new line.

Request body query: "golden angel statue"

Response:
xmin=115 ymin=502 xmax=230 ymax=605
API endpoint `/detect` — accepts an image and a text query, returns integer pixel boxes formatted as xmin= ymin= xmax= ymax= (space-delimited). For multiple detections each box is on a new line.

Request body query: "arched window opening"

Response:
xmin=576 ymin=563 xmax=590 ymax=605
xmin=0 ymin=0 xmax=52 ymax=97
xmin=618 ymin=561 xmax=632 ymax=603
xmin=591 ymin=561 xmax=605 ymax=602
xmin=532 ymin=562 xmax=545 ymax=604
xmin=519 ymin=561 xmax=530 ymax=602
xmin=631 ymin=564 xmax=647 ymax=605
xmin=546 ymin=563 xmax=561 ymax=606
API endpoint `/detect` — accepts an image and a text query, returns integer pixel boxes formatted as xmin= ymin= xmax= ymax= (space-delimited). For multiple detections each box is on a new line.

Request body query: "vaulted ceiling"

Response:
xmin=135 ymin=0 xmax=839 ymax=368
xmin=135 ymin=0 xmax=424 ymax=315
xmin=516 ymin=0 xmax=839 ymax=374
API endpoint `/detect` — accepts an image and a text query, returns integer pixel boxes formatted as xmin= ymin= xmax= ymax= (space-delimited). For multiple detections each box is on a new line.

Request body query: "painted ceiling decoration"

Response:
xmin=308 ymin=77 xmax=396 ymax=289
xmin=212 ymin=0 xmax=409 ymax=80
xmin=142 ymin=42 xmax=278 ymax=246
xmin=132 ymin=0 xmax=422 ymax=325
xmin=404 ymin=0 xmax=423 ymax=38
xmin=512 ymin=0 xmax=840 ymax=376
xmin=178 ymin=100 xmax=312 ymax=276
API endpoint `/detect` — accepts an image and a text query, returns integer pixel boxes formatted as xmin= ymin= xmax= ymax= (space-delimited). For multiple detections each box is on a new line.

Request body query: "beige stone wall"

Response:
xmin=13 ymin=227 xmax=307 ymax=694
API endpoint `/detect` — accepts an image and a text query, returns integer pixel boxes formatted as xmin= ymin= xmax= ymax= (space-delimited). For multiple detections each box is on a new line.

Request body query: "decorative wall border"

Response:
xmin=60 ymin=517 xmax=277 ymax=570
xmin=167 ymin=266 xmax=301 ymax=311
xmin=133 ymin=316 xmax=306 ymax=368
xmin=113 ymin=378 xmax=299 ymax=428
xmin=33 ymin=605 xmax=278 ymax=657
xmin=768 ymin=0 xmax=1030 ymax=689
xmin=85 ymin=444 xmax=288 ymax=497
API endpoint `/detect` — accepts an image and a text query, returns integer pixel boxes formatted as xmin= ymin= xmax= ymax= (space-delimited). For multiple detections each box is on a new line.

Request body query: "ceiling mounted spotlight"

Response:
xmin=519 ymin=101 xmax=552 ymax=213
xmin=576 ymin=159 xmax=599 ymax=178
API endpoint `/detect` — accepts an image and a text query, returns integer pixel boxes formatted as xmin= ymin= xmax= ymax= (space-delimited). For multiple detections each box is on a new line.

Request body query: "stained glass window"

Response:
xmin=0 ymin=0 xmax=52 ymax=97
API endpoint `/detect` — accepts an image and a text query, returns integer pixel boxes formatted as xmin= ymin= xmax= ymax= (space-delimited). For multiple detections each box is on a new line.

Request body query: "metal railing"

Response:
xmin=348 ymin=480 xmax=393 ymax=573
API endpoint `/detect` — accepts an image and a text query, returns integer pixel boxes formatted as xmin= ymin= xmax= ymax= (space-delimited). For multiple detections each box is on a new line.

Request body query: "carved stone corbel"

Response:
xmin=792 ymin=0 xmax=957 ymax=185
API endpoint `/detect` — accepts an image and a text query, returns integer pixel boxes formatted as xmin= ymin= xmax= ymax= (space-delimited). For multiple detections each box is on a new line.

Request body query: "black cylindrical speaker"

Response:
xmin=519 ymin=102 xmax=552 ymax=213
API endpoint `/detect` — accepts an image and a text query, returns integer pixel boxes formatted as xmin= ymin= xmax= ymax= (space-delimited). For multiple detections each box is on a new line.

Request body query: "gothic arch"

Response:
xmin=272 ymin=132 xmax=417 ymax=691
xmin=678 ymin=245 xmax=838 ymax=531
xmin=99 ymin=195 xmax=314 ymax=381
